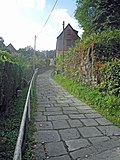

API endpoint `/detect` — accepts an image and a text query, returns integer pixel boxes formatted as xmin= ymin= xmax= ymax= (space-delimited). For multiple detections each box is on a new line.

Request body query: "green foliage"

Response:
xmin=0 ymin=51 xmax=33 ymax=115
xmin=0 ymin=50 xmax=16 ymax=63
xmin=0 ymin=48 xmax=47 ymax=115
xmin=93 ymin=30 xmax=120 ymax=61
xmin=55 ymin=29 xmax=120 ymax=97
xmin=75 ymin=0 xmax=120 ymax=37
xmin=79 ymin=29 xmax=120 ymax=60
xmin=75 ymin=0 xmax=96 ymax=37
xmin=0 ymin=57 xmax=23 ymax=114
xmin=17 ymin=47 xmax=46 ymax=70
xmin=62 ymin=29 xmax=120 ymax=62
xmin=93 ymin=0 xmax=120 ymax=32
xmin=0 ymin=37 xmax=6 ymax=51
xmin=53 ymin=74 xmax=120 ymax=127
xmin=0 ymin=87 xmax=28 ymax=159
xmin=98 ymin=60 xmax=120 ymax=97
xmin=55 ymin=53 xmax=63 ymax=74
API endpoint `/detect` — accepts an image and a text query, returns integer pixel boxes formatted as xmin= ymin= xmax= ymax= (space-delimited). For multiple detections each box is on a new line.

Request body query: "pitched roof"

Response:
xmin=57 ymin=23 xmax=79 ymax=39
xmin=7 ymin=43 xmax=17 ymax=53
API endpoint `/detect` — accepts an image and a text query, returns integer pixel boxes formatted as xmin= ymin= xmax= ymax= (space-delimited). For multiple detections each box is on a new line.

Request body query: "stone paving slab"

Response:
xmin=78 ymin=127 xmax=103 ymax=137
xmin=52 ymin=120 xmax=70 ymax=129
xmin=88 ymin=136 xmax=110 ymax=144
xmin=85 ymin=113 xmax=102 ymax=118
xmin=35 ymin=121 xmax=53 ymax=130
xmin=46 ymin=107 xmax=62 ymax=111
xmin=33 ymin=69 xmax=120 ymax=160
xmin=62 ymin=107 xmax=77 ymax=111
xmin=59 ymin=128 xmax=80 ymax=141
xmin=65 ymin=139 xmax=90 ymax=151
xmin=68 ymin=119 xmax=83 ymax=127
xmin=35 ymin=115 xmax=47 ymax=122
xmin=78 ymin=109 xmax=97 ymax=114
xmin=34 ymin=130 xmax=60 ymax=143
xmin=48 ymin=115 xmax=69 ymax=120
xmin=43 ymin=111 xmax=63 ymax=116
xmin=70 ymin=145 xmax=97 ymax=159
xmin=45 ymin=141 xmax=67 ymax=157
xmin=80 ymin=118 xmax=99 ymax=126
xmin=69 ymin=114 xmax=86 ymax=119
xmin=95 ymin=117 xmax=113 ymax=125
xmin=63 ymin=110 xmax=79 ymax=114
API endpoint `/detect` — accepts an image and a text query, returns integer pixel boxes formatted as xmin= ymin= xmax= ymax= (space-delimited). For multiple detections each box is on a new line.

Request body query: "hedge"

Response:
xmin=0 ymin=51 xmax=33 ymax=115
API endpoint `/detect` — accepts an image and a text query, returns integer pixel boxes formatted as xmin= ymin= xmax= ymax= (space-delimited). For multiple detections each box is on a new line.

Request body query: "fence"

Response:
xmin=13 ymin=68 xmax=38 ymax=160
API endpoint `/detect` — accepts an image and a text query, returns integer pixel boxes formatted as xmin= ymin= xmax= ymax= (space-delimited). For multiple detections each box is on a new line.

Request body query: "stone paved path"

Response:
xmin=33 ymin=69 xmax=120 ymax=160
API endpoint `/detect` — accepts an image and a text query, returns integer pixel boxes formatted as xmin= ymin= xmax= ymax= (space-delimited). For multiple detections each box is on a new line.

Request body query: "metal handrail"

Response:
xmin=13 ymin=68 xmax=38 ymax=160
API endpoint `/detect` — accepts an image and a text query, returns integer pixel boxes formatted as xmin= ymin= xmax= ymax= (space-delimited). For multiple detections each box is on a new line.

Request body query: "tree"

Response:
xmin=75 ymin=0 xmax=120 ymax=37
xmin=18 ymin=46 xmax=34 ymax=56
xmin=0 ymin=36 xmax=6 ymax=50
xmin=0 ymin=36 xmax=4 ymax=43
xmin=75 ymin=0 xmax=96 ymax=37
xmin=93 ymin=0 xmax=120 ymax=32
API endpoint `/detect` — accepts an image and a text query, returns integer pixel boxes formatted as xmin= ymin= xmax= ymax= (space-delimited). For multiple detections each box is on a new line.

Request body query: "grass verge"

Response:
xmin=53 ymin=74 xmax=120 ymax=128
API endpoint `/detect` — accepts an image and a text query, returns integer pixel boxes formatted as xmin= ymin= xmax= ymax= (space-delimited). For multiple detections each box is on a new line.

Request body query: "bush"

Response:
xmin=98 ymin=60 xmax=120 ymax=97
xmin=78 ymin=29 xmax=120 ymax=60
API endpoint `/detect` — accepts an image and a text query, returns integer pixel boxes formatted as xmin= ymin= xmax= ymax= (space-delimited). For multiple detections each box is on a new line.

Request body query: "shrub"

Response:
xmin=98 ymin=60 xmax=120 ymax=97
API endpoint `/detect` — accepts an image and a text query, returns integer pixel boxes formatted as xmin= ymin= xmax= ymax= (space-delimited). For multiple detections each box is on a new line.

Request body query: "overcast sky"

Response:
xmin=0 ymin=0 xmax=83 ymax=51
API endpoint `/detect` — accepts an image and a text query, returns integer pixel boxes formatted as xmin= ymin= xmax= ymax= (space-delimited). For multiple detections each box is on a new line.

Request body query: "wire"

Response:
xmin=37 ymin=0 xmax=58 ymax=37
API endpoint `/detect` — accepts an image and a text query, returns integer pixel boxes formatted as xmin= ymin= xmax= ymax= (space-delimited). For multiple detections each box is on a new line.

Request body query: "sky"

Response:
xmin=0 ymin=0 xmax=83 ymax=51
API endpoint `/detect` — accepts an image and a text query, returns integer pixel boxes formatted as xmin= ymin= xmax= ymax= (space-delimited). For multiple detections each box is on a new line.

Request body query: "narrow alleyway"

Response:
xmin=33 ymin=69 xmax=120 ymax=160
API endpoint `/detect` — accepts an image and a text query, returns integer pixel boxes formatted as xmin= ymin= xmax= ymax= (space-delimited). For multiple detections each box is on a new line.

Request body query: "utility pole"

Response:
xmin=62 ymin=21 xmax=65 ymax=73
xmin=33 ymin=35 xmax=37 ymax=72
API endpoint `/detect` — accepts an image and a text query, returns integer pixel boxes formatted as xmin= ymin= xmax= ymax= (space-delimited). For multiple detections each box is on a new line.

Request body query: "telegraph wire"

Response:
xmin=37 ymin=0 xmax=59 ymax=37
xmin=33 ymin=0 xmax=58 ymax=58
